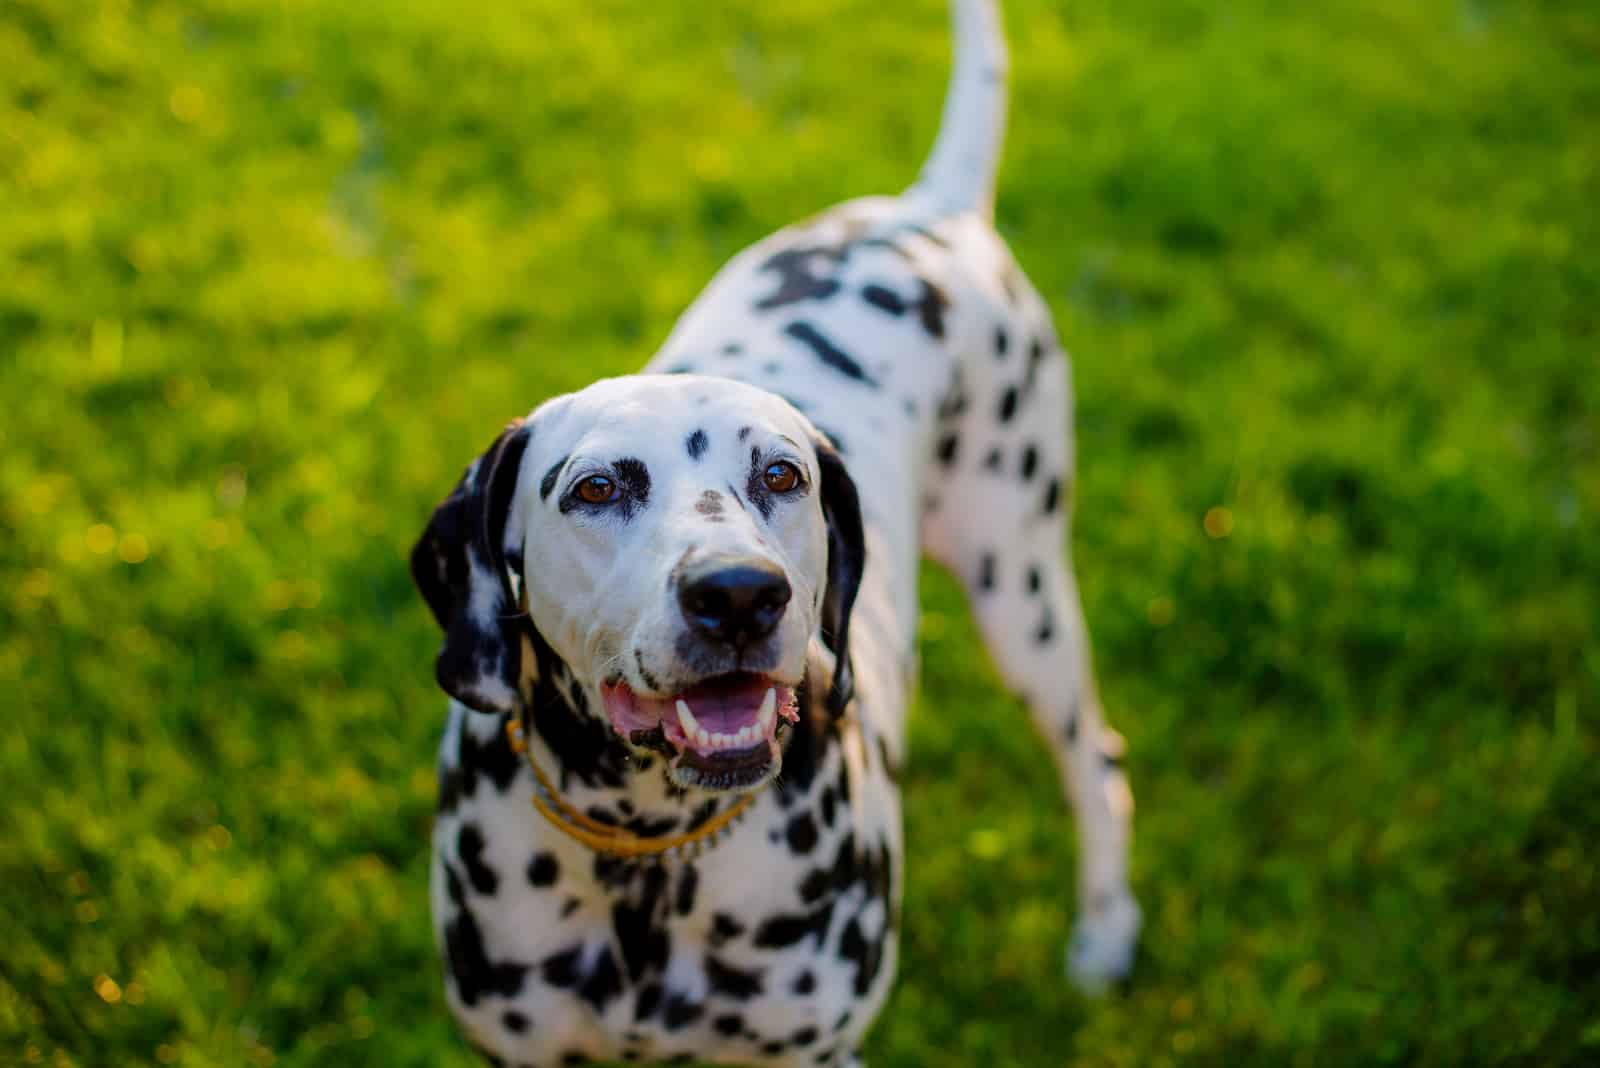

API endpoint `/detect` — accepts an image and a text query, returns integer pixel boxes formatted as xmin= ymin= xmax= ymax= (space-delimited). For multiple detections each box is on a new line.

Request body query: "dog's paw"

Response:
xmin=1066 ymin=891 xmax=1141 ymax=993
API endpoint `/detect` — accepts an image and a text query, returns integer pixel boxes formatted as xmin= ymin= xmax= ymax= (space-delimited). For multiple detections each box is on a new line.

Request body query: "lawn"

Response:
xmin=2 ymin=0 xmax=1597 ymax=1064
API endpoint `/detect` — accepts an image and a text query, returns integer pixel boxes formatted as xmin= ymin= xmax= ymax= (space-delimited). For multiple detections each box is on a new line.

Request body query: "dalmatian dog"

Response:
xmin=410 ymin=2 xmax=1139 ymax=1064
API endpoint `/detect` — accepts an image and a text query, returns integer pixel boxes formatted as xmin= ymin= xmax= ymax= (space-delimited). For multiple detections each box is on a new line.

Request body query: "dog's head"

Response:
xmin=411 ymin=374 xmax=864 ymax=793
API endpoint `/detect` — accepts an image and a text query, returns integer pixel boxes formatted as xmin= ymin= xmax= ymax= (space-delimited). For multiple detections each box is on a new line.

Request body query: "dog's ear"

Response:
xmin=812 ymin=433 xmax=866 ymax=716
xmin=410 ymin=419 xmax=533 ymax=716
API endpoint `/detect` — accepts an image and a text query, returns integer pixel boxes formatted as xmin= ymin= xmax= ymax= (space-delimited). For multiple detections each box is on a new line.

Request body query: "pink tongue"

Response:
xmin=690 ymin=690 xmax=765 ymax=733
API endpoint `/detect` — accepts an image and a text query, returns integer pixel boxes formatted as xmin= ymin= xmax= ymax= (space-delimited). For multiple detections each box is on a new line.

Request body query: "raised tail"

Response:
xmin=909 ymin=0 xmax=1009 ymax=218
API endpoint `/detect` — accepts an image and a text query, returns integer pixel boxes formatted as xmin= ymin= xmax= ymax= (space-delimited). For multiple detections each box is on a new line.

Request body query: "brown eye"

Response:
xmin=576 ymin=475 xmax=618 ymax=504
xmin=762 ymin=461 xmax=801 ymax=493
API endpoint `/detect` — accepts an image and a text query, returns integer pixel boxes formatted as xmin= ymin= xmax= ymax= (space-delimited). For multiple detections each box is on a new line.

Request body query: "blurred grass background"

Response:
xmin=3 ymin=0 xmax=1597 ymax=1064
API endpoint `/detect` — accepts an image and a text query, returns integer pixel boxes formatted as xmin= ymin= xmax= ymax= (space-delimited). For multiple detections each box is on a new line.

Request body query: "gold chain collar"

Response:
xmin=505 ymin=717 xmax=759 ymax=860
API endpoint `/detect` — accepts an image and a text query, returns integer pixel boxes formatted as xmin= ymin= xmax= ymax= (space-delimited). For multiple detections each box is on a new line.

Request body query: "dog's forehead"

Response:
xmin=533 ymin=375 xmax=811 ymax=457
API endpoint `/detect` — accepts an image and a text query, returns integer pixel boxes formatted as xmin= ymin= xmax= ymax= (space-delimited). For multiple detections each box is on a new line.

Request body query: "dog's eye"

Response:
xmin=762 ymin=461 xmax=801 ymax=494
xmin=576 ymin=475 xmax=620 ymax=504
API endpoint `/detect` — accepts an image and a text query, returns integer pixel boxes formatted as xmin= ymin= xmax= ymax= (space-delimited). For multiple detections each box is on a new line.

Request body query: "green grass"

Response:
xmin=3 ymin=0 xmax=1597 ymax=1064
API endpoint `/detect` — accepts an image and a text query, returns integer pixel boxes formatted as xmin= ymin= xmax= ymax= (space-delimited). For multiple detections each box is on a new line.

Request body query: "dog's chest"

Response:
xmin=431 ymin=703 xmax=901 ymax=1065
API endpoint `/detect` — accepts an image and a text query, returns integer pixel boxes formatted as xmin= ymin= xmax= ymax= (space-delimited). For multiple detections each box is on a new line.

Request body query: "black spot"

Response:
xmin=793 ymin=1027 xmax=819 ymax=1047
xmin=705 ymin=955 xmax=764 ymax=1000
xmin=793 ymin=970 xmax=816 ymax=995
xmin=998 ymin=387 xmax=1019 ymax=422
xmin=1103 ymin=749 xmax=1124 ymax=770
xmin=834 ymin=1010 xmax=853 ymax=1032
xmin=757 ymin=246 xmax=845 ymax=310
xmin=935 ymin=433 xmax=959 ymax=466
xmin=634 ymin=983 xmax=663 ymax=1021
xmin=561 ymin=897 xmax=581 ymax=918
xmin=711 ymin=912 xmax=746 ymax=946
xmin=762 ymin=1041 xmax=787 ymax=1056
xmin=902 ymin=396 xmax=918 ymax=416
xmin=527 ymin=852 xmax=559 ymax=888
xmin=1043 ymin=477 xmax=1062 ymax=514
xmin=584 ymin=806 xmax=620 ymax=827
xmin=799 ymin=869 xmax=830 ymax=904
xmin=445 ymin=862 xmax=466 ymax=907
xmin=983 ymin=447 xmax=1003 ymax=472
xmin=913 ymin=280 xmax=950 ymax=338
xmin=978 ymin=553 xmax=995 ymax=592
xmin=540 ymin=456 xmax=569 ymax=500
xmin=1020 ymin=444 xmax=1039 ymax=480
xmin=577 ymin=947 xmax=624 ymax=1012
xmin=613 ymin=457 xmax=652 ymax=507
xmin=754 ymin=904 xmax=834 ymax=949
xmin=612 ymin=869 xmax=671 ymax=982
xmin=541 ymin=945 xmax=583 ymax=988
xmin=714 ymin=1014 xmax=744 ymax=1037
xmin=995 ymin=325 xmax=1009 ymax=356
xmin=457 ymin=823 xmax=498 ymax=894
xmin=861 ymin=284 xmax=906 ymax=315
xmin=820 ymin=785 xmax=837 ymax=828
xmin=1065 ymin=715 xmax=1079 ymax=743
xmin=444 ymin=905 xmax=528 ymax=1006
xmin=784 ymin=321 xmax=880 ymax=388
xmin=737 ymin=425 xmax=752 ymax=440
xmin=502 ymin=1011 xmax=529 ymax=1033
xmin=663 ymin=993 xmax=705 ymax=1030
xmin=787 ymin=813 xmax=819 ymax=854
xmin=561 ymin=1054 xmax=588 ymax=1067
xmin=1026 ymin=566 xmax=1042 ymax=594
xmin=1036 ymin=612 xmax=1055 ymax=644
xmin=837 ymin=917 xmax=886 ymax=996
xmin=626 ymin=813 xmax=679 ymax=836
xmin=664 ymin=363 xmax=695 ymax=374
xmin=676 ymin=865 xmax=699 ymax=916
xmin=723 ymin=342 xmax=744 ymax=355
xmin=686 ymin=429 xmax=709 ymax=460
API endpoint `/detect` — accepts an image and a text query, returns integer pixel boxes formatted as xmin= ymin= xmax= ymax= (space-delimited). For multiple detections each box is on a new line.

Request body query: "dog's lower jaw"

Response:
xmin=666 ymin=721 xmax=791 ymax=793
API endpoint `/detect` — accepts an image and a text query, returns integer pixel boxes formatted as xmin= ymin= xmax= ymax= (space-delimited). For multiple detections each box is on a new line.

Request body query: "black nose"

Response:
xmin=678 ymin=556 xmax=792 ymax=648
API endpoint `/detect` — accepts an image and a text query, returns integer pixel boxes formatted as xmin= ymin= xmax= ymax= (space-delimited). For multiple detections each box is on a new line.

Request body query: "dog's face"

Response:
xmin=411 ymin=374 xmax=864 ymax=793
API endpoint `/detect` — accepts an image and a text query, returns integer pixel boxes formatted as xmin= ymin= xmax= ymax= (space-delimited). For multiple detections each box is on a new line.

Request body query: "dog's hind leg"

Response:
xmin=922 ymin=287 xmax=1140 ymax=990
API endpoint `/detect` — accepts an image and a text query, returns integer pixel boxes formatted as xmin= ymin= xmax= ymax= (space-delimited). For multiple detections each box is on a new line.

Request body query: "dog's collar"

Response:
xmin=504 ymin=717 xmax=757 ymax=860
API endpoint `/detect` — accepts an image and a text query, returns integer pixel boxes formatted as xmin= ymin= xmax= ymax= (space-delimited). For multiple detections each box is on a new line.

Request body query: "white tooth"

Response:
xmin=696 ymin=727 xmax=711 ymax=747
xmin=676 ymin=699 xmax=700 ymax=737
xmin=738 ymin=725 xmax=754 ymax=745
xmin=712 ymin=731 xmax=729 ymax=747
xmin=758 ymin=688 xmax=777 ymax=733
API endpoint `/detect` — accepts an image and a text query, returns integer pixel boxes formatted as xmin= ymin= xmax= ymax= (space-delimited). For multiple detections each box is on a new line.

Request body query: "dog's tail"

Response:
xmin=908 ymin=0 xmax=1009 ymax=218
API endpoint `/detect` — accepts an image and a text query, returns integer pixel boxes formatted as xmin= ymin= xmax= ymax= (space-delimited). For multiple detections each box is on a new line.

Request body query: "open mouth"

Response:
xmin=600 ymin=672 xmax=800 ymax=789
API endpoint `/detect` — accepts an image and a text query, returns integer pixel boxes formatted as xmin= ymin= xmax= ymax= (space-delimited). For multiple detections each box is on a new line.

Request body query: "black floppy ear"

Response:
xmin=812 ymin=433 xmax=866 ymax=716
xmin=410 ymin=419 xmax=533 ymax=716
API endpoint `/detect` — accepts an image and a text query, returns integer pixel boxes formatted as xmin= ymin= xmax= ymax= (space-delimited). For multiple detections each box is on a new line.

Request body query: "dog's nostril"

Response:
xmin=678 ymin=558 xmax=791 ymax=646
